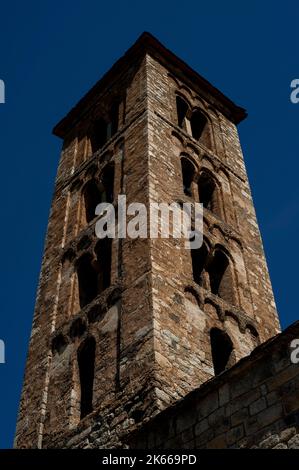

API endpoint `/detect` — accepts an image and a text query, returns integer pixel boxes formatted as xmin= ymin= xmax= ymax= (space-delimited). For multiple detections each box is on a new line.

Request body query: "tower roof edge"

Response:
xmin=53 ymin=31 xmax=247 ymax=139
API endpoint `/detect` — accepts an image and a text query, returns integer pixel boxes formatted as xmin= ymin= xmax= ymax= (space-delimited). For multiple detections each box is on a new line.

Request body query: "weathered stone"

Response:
xmin=194 ymin=419 xmax=209 ymax=437
xmin=14 ymin=32 xmax=297 ymax=453
xmin=288 ymin=434 xmax=299 ymax=449
xmin=249 ymin=397 xmax=267 ymax=416
xmin=280 ymin=427 xmax=296 ymax=442
xmin=259 ymin=434 xmax=279 ymax=449
xmin=273 ymin=443 xmax=288 ymax=449
xmin=227 ymin=425 xmax=244 ymax=446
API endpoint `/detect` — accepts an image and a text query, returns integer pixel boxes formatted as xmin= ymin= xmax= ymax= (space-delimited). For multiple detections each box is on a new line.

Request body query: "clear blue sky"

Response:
xmin=0 ymin=0 xmax=298 ymax=449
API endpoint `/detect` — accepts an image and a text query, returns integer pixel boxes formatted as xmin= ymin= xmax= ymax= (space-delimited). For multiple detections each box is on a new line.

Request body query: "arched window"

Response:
xmin=210 ymin=328 xmax=233 ymax=375
xmin=99 ymin=163 xmax=114 ymax=204
xmin=190 ymin=110 xmax=207 ymax=140
xmin=90 ymin=101 xmax=120 ymax=154
xmin=90 ymin=118 xmax=108 ymax=153
xmin=191 ymin=241 xmax=209 ymax=286
xmin=181 ymin=157 xmax=195 ymax=197
xmin=208 ymin=249 xmax=235 ymax=304
xmin=109 ymin=102 xmax=119 ymax=138
xmin=83 ymin=180 xmax=102 ymax=224
xmin=176 ymin=96 xmax=189 ymax=130
xmin=82 ymin=163 xmax=114 ymax=225
xmin=95 ymin=237 xmax=112 ymax=293
xmin=198 ymin=171 xmax=220 ymax=216
xmin=76 ymin=254 xmax=98 ymax=308
xmin=77 ymin=337 xmax=96 ymax=419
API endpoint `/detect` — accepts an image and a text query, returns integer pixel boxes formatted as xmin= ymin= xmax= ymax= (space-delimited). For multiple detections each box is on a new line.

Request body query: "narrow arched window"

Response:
xmin=110 ymin=102 xmax=119 ymax=137
xmin=190 ymin=110 xmax=207 ymax=140
xmin=90 ymin=118 xmax=108 ymax=153
xmin=181 ymin=157 xmax=195 ymax=197
xmin=83 ymin=180 xmax=102 ymax=223
xmin=77 ymin=337 xmax=96 ymax=419
xmin=99 ymin=163 xmax=114 ymax=204
xmin=208 ymin=249 xmax=235 ymax=304
xmin=95 ymin=237 xmax=112 ymax=293
xmin=198 ymin=171 xmax=219 ymax=216
xmin=82 ymin=164 xmax=114 ymax=225
xmin=77 ymin=254 xmax=98 ymax=308
xmin=210 ymin=328 xmax=233 ymax=375
xmin=191 ymin=241 xmax=209 ymax=286
xmin=176 ymin=96 xmax=189 ymax=130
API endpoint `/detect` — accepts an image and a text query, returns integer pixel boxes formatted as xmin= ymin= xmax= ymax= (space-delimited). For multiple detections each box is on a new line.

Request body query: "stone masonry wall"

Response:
xmin=144 ymin=52 xmax=280 ymax=412
xmin=127 ymin=321 xmax=299 ymax=449
xmin=15 ymin=34 xmax=284 ymax=450
xmin=15 ymin=55 xmax=159 ymax=448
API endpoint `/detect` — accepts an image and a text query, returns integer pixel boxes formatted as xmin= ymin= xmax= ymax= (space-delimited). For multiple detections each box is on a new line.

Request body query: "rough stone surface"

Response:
xmin=127 ymin=322 xmax=299 ymax=449
xmin=14 ymin=33 xmax=294 ymax=450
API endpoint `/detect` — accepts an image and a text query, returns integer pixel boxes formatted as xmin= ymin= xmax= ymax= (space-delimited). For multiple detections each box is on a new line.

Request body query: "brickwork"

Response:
xmin=15 ymin=32 xmax=285 ymax=450
xmin=127 ymin=322 xmax=299 ymax=449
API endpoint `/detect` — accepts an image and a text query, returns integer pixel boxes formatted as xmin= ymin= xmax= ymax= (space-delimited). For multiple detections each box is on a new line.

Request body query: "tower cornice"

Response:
xmin=53 ymin=32 xmax=247 ymax=139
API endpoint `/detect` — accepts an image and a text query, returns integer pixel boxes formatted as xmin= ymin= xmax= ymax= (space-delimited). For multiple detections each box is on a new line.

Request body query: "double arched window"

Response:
xmin=76 ymin=238 xmax=112 ymax=309
xmin=180 ymin=158 xmax=221 ymax=218
xmin=82 ymin=163 xmax=115 ymax=224
xmin=191 ymin=245 xmax=236 ymax=305
xmin=90 ymin=102 xmax=120 ymax=154
xmin=176 ymin=95 xmax=212 ymax=149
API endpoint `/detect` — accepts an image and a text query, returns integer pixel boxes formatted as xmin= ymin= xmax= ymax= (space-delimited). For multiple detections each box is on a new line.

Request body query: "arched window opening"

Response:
xmin=181 ymin=158 xmax=195 ymax=197
xmin=191 ymin=242 xmax=209 ymax=286
xmin=77 ymin=337 xmax=96 ymax=419
xmin=176 ymin=96 xmax=189 ymax=130
xmin=95 ymin=237 xmax=112 ymax=293
xmin=83 ymin=180 xmax=102 ymax=224
xmin=99 ymin=163 xmax=115 ymax=204
xmin=82 ymin=164 xmax=114 ymax=225
xmin=198 ymin=172 xmax=219 ymax=215
xmin=210 ymin=328 xmax=233 ymax=375
xmin=90 ymin=118 xmax=108 ymax=153
xmin=109 ymin=102 xmax=119 ymax=138
xmin=208 ymin=250 xmax=235 ymax=304
xmin=77 ymin=254 xmax=98 ymax=308
xmin=190 ymin=110 xmax=207 ymax=140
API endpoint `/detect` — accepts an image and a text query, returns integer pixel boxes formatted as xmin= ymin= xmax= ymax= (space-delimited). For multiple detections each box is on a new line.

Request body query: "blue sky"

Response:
xmin=0 ymin=0 xmax=298 ymax=448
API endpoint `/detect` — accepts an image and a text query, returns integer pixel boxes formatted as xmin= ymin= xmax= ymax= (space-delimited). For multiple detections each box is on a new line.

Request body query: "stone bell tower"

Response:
xmin=15 ymin=32 xmax=280 ymax=449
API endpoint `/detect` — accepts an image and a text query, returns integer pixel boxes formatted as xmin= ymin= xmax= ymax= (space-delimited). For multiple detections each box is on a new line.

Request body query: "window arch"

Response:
xmin=208 ymin=248 xmax=235 ymax=304
xmin=82 ymin=163 xmax=115 ymax=225
xmin=90 ymin=104 xmax=120 ymax=154
xmin=191 ymin=109 xmax=212 ymax=149
xmin=210 ymin=328 xmax=233 ymax=375
xmin=181 ymin=157 xmax=196 ymax=197
xmin=76 ymin=239 xmax=113 ymax=310
xmin=76 ymin=254 xmax=98 ymax=309
xmin=83 ymin=180 xmax=102 ymax=224
xmin=175 ymin=95 xmax=213 ymax=149
xmin=191 ymin=240 xmax=209 ymax=286
xmin=190 ymin=110 xmax=208 ymax=140
xmin=77 ymin=336 xmax=96 ymax=419
xmin=176 ymin=96 xmax=189 ymax=130
xmin=198 ymin=170 xmax=220 ymax=216
xmin=109 ymin=102 xmax=119 ymax=137
xmin=99 ymin=163 xmax=114 ymax=204
xmin=95 ymin=237 xmax=112 ymax=294
xmin=90 ymin=118 xmax=108 ymax=153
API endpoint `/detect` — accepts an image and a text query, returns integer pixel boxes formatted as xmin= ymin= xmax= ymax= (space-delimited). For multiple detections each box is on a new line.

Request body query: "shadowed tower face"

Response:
xmin=15 ymin=33 xmax=280 ymax=449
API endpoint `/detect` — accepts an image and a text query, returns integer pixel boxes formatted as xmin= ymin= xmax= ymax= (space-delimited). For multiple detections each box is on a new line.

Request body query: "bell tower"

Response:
xmin=15 ymin=32 xmax=280 ymax=449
